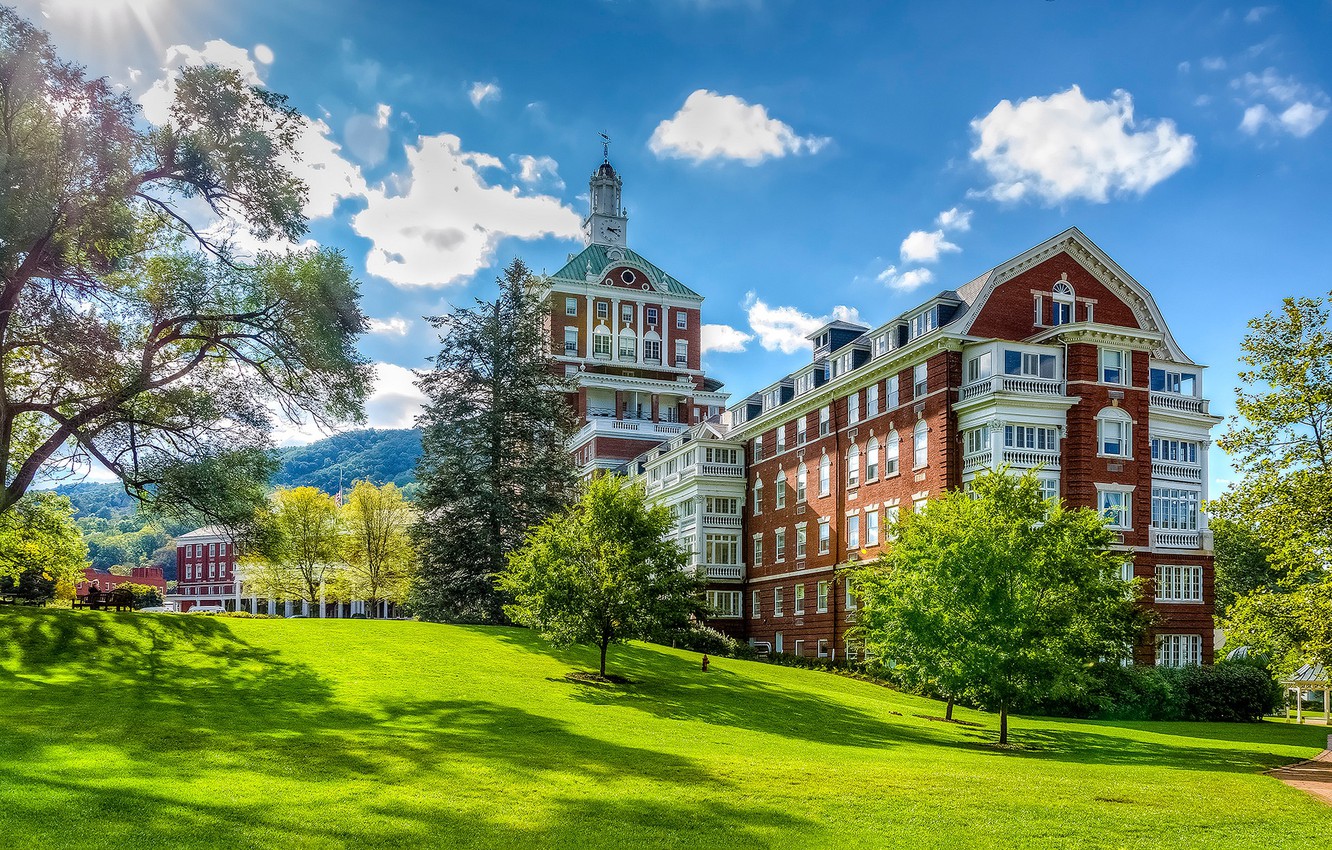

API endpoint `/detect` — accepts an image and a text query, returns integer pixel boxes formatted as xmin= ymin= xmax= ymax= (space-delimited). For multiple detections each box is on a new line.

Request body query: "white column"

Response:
xmin=988 ymin=419 xmax=1004 ymax=472
xmin=319 ymin=580 xmax=326 ymax=618
xmin=301 ymin=599 xmax=308 ymax=617
xmin=1200 ymin=440 xmax=1212 ymax=529
xmin=285 ymin=599 xmax=293 ymax=618
xmin=636 ymin=301 xmax=644 ymax=364
xmin=585 ymin=293 xmax=593 ymax=358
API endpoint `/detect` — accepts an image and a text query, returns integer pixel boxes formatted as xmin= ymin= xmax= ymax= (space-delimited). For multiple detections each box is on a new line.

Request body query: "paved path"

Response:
xmin=1269 ymin=749 xmax=1332 ymax=806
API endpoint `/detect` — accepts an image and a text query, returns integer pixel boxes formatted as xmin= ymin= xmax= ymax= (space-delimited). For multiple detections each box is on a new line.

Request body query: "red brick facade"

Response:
xmin=723 ymin=230 xmax=1219 ymax=666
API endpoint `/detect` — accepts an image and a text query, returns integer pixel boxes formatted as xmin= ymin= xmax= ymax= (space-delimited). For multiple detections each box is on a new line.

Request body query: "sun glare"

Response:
xmin=45 ymin=0 xmax=171 ymax=51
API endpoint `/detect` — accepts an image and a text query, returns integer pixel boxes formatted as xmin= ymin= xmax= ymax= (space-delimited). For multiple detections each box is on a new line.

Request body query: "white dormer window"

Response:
xmin=910 ymin=307 xmax=939 ymax=339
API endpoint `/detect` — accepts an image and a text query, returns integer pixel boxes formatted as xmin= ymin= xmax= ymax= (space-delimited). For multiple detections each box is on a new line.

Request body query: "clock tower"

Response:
xmin=583 ymin=155 xmax=627 ymax=248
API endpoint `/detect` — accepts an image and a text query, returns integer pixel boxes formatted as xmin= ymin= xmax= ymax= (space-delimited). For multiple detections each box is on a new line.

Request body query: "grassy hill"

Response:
xmin=2 ymin=608 xmax=1329 ymax=849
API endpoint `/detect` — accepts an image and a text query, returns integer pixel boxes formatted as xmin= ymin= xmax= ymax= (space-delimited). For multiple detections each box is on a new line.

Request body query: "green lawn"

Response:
xmin=1 ymin=608 xmax=1328 ymax=849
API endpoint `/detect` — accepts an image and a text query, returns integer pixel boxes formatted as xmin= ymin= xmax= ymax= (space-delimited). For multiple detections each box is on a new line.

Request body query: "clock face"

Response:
xmin=601 ymin=222 xmax=621 ymax=240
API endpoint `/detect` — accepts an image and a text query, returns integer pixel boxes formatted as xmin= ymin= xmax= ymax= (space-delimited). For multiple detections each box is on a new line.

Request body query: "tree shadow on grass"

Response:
xmin=1 ymin=610 xmax=818 ymax=848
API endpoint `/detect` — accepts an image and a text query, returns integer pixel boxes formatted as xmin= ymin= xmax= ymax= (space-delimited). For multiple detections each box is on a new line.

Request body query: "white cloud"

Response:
xmin=935 ymin=207 xmax=972 ymax=232
xmin=649 ymin=89 xmax=830 ymax=164
xmin=743 ymin=293 xmax=861 ymax=355
xmin=900 ymin=229 xmax=960 ymax=264
xmin=351 ymin=133 xmax=582 ymax=287
xmin=343 ymin=103 xmax=393 ymax=166
xmin=701 ymin=323 xmax=753 ymax=354
xmin=1244 ymin=6 xmax=1274 ymax=23
xmin=1201 ymin=56 xmax=1228 ymax=71
xmin=253 ymin=44 xmax=275 ymax=65
xmin=1233 ymin=69 xmax=1329 ymax=138
xmin=364 ymin=362 xmax=427 ymax=430
xmin=514 ymin=154 xmax=565 ymax=189
xmin=469 ymin=81 xmax=501 ymax=108
xmin=876 ymin=266 xmax=935 ymax=293
xmin=970 ymin=85 xmax=1195 ymax=204
xmin=366 ymin=317 xmax=412 ymax=337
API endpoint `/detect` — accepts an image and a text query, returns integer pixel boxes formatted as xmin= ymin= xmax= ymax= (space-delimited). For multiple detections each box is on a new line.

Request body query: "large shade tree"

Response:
xmin=1212 ymin=295 xmax=1332 ymax=670
xmin=0 ymin=9 xmax=371 ymax=526
xmin=0 ymin=490 xmax=87 ymax=601
xmin=848 ymin=469 xmax=1144 ymax=744
xmin=499 ymin=475 xmax=703 ymax=677
xmin=412 ymin=258 xmax=578 ymax=622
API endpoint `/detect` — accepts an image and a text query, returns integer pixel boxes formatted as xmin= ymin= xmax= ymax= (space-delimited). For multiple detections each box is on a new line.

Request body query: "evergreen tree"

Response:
xmin=412 ymin=259 xmax=578 ymax=622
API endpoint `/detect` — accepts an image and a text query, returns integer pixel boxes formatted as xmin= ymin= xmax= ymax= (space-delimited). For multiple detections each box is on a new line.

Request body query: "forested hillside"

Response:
xmin=273 ymin=429 xmax=422 ymax=492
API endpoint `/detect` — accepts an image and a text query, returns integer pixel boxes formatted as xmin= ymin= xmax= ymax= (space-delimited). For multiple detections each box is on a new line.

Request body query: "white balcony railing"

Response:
xmin=1002 ymin=448 xmax=1061 ymax=469
xmin=959 ymin=374 xmax=1066 ymax=401
xmin=705 ymin=564 xmax=744 ymax=580
xmin=699 ymin=463 xmax=745 ymax=478
xmin=962 ymin=450 xmax=993 ymax=473
xmin=1151 ymin=528 xmax=1202 ymax=549
xmin=702 ymin=514 xmax=743 ymax=528
xmin=1152 ymin=461 xmax=1204 ymax=482
xmin=1150 ymin=392 xmax=1209 ymax=415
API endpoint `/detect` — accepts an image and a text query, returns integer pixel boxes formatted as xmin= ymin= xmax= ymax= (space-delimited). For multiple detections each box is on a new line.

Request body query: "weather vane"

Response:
xmin=599 ymin=131 xmax=610 ymax=162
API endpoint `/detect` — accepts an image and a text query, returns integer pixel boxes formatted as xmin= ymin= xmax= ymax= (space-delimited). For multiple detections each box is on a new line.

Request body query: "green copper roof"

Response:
xmin=547 ymin=243 xmax=701 ymax=299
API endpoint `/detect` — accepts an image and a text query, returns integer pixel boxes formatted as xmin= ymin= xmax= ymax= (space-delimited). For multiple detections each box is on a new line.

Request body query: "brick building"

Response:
xmin=169 ymin=525 xmax=238 ymax=612
xmin=623 ymin=227 xmax=1219 ymax=667
xmin=541 ymin=155 xmax=729 ymax=476
xmin=76 ymin=566 xmax=167 ymax=598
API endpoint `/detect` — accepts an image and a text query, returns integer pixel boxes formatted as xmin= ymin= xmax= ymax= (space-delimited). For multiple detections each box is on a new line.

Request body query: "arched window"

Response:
xmin=1052 ymin=280 xmax=1075 ymax=325
xmin=913 ymin=419 xmax=928 ymax=468
xmin=866 ymin=437 xmax=879 ymax=480
xmin=753 ymin=479 xmax=763 ymax=516
xmin=847 ymin=444 xmax=861 ymax=487
xmin=643 ymin=330 xmax=661 ymax=363
xmin=1097 ymin=407 xmax=1133 ymax=457
xmin=885 ymin=430 xmax=900 ymax=475
xmin=819 ymin=454 xmax=831 ymax=496
xmin=618 ymin=329 xmax=637 ymax=360
xmin=592 ymin=324 xmax=612 ymax=359
xmin=775 ymin=469 xmax=787 ymax=509
xmin=796 ymin=463 xmax=807 ymax=502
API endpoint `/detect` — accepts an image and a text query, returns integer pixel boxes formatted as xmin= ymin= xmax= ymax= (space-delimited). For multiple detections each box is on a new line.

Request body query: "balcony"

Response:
xmin=963 ymin=449 xmax=992 ymax=473
xmin=699 ymin=463 xmax=744 ymax=478
xmin=1150 ymin=528 xmax=1204 ymax=549
xmin=1150 ymin=392 xmax=1209 ymax=415
xmin=959 ymin=374 xmax=1065 ymax=402
xmin=705 ymin=564 xmax=744 ymax=581
xmin=1152 ymin=461 xmax=1203 ymax=482
xmin=702 ymin=513 xmax=743 ymax=528
xmin=1002 ymin=447 xmax=1060 ymax=469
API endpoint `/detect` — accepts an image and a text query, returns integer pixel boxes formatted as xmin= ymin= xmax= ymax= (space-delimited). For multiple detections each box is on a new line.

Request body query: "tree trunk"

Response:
xmin=999 ymin=706 xmax=1008 ymax=745
xmin=945 ymin=696 xmax=954 ymax=721
xmin=599 ymin=637 xmax=609 ymax=677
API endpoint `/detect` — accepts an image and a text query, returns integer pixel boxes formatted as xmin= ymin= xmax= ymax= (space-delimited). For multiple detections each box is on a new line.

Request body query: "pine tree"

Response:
xmin=411 ymin=259 xmax=578 ymax=622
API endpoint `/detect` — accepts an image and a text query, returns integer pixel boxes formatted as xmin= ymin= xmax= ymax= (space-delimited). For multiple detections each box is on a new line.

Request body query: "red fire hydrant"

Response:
xmin=701 ymin=654 xmax=710 ymax=672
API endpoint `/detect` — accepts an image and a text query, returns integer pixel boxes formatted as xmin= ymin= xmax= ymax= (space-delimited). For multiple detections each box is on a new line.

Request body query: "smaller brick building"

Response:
xmin=76 ymin=566 xmax=167 ymax=598
xmin=169 ymin=526 xmax=238 ymax=612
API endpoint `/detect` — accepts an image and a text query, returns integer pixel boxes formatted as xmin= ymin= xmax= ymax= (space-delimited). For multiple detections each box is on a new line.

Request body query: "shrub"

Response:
xmin=1022 ymin=661 xmax=1280 ymax=721
xmin=650 ymin=624 xmax=757 ymax=659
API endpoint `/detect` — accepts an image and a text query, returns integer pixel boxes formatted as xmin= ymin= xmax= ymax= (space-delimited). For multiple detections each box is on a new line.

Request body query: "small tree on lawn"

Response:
xmin=499 ymin=475 xmax=703 ymax=677
xmin=848 ymin=468 xmax=1144 ymax=744
xmin=341 ymin=481 xmax=415 ymax=616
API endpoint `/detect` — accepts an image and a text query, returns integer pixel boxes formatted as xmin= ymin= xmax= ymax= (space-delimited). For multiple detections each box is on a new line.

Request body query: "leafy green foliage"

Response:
xmin=848 ymin=468 xmax=1145 ymax=743
xmin=243 ymin=487 xmax=341 ymax=605
xmin=0 ymin=9 xmax=371 ymax=523
xmin=0 ymin=492 xmax=87 ymax=599
xmin=413 ymin=259 xmax=578 ymax=622
xmin=1024 ymin=661 xmax=1281 ymax=722
xmin=1212 ymin=294 xmax=1332 ymax=673
xmin=500 ymin=475 xmax=704 ymax=676
xmin=338 ymin=481 xmax=416 ymax=612
xmin=117 ymin=582 xmax=165 ymax=610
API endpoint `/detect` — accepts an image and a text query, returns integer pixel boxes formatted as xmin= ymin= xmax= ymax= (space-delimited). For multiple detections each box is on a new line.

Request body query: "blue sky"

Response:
xmin=17 ymin=0 xmax=1332 ymax=493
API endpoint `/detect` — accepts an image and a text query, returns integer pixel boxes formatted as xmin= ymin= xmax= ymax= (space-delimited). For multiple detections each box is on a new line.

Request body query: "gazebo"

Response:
xmin=1282 ymin=663 xmax=1330 ymax=724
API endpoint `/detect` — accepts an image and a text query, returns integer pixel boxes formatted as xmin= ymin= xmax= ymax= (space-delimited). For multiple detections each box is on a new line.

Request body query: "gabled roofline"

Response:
xmin=953 ymin=227 xmax=1193 ymax=364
